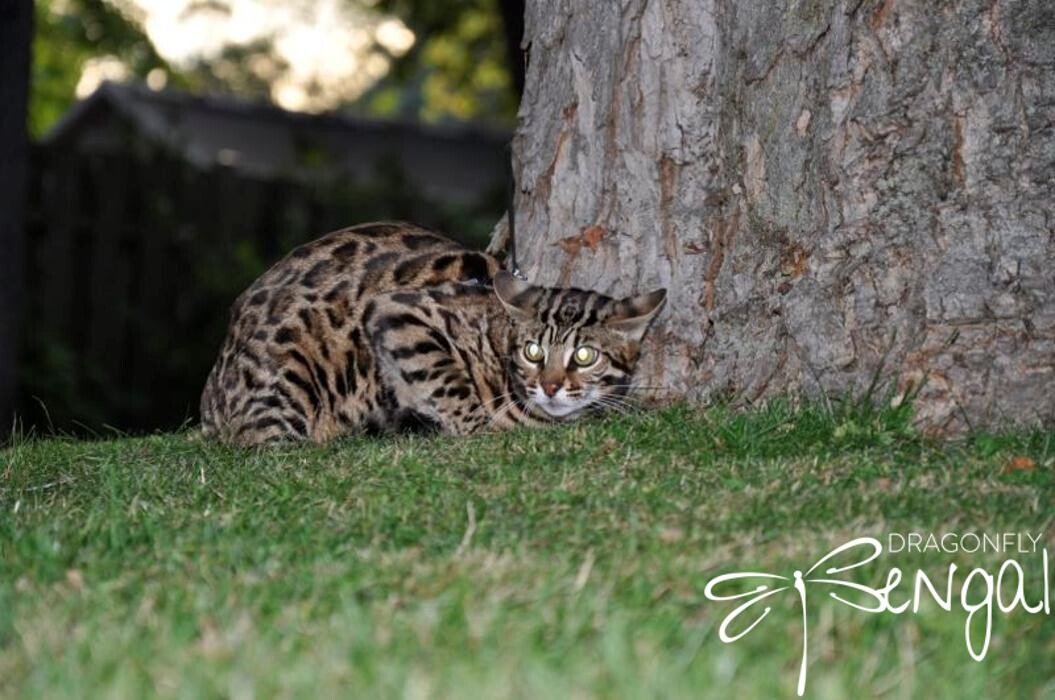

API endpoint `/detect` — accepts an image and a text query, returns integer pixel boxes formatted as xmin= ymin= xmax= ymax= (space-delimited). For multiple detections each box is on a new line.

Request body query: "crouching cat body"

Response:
xmin=201 ymin=222 xmax=666 ymax=446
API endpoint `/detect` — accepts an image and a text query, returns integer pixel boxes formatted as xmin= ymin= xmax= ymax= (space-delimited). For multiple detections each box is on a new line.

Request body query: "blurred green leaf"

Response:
xmin=31 ymin=0 xmax=518 ymax=134
xmin=31 ymin=0 xmax=170 ymax=137
xmin=361 ymin=0 xmax=517 ymax=125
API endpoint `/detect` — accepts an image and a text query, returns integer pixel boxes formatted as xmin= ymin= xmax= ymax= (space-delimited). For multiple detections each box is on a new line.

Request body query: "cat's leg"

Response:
xmin=205 ymin=346 xmax=318 ymax=446
xmin=227 ymin=393 xmax=312 ymax=446
xmin=368 ymin=308 xmax=485 ymax=436
xmin=376 ymin=350 xmax=485 ymax=436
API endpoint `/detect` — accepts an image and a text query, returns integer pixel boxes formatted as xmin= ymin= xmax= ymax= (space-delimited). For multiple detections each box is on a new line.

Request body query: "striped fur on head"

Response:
xmin=493 ymin=272 xmax=667 ymax=419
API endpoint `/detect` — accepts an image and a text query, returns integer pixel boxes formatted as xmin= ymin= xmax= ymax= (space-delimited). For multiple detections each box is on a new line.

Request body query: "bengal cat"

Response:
xmin=200 ymin=222 xmax=666 ymax=446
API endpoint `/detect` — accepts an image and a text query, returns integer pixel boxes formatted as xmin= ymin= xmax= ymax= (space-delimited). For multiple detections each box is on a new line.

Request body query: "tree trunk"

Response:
xmin=504 ymin=0 xmax=1055 ymax=432
xmin=0 ymin=0 xmax=33 ymax=435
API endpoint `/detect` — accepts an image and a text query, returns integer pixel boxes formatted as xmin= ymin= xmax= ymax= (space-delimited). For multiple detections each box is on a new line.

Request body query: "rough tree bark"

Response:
xmin=502 ymin=0 xmax=1055 ymax=432
xmin=0 ymin=0 xmax=33 ymax=435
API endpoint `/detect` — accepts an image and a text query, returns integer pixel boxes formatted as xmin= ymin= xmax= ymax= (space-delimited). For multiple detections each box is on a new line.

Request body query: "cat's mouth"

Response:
xmin=532 ymin=386 xmax=594 ymax=419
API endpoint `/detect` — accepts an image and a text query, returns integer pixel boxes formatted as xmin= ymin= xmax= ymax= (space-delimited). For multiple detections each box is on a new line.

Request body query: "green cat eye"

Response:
xmin=573 ymin=345 xmax=599 ymax=367
xmin=523 ymin=341 xmax=545 ymax=363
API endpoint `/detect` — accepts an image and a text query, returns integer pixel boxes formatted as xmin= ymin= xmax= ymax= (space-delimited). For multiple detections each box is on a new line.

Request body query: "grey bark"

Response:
xmin=0 ymin=0 xmax=33 ymax=435
xmin=504 ymin=0 xmax=1055 ymax=432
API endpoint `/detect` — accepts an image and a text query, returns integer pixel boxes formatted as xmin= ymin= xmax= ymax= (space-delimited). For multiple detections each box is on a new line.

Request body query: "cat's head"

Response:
xmin=493 ymin=271 xmax=667 ymax=419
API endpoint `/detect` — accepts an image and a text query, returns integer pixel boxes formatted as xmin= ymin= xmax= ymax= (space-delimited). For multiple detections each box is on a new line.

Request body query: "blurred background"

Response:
xmin=6 ymin=0 xmax=524 ymax=436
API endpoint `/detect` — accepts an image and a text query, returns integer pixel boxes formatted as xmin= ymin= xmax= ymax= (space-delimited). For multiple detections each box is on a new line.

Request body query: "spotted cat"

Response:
xmin=201 ymin=221 xmax=666 ymax=446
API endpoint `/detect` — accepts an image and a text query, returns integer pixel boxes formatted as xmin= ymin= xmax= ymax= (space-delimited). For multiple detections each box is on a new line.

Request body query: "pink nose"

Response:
xmin=541 ymin=380 xmax=561 ymax=397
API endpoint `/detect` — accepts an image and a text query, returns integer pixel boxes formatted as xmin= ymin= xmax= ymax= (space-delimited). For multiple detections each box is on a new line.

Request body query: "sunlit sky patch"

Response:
xmin=76 ymin=0 xmax=415 ymax=112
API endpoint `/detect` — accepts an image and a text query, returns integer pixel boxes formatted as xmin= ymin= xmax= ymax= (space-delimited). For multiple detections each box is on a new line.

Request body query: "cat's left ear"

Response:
xmin=493 ymin=271 xmax=543 ymax=321
xmin=604 ymin=288 xmax=667 ymax=341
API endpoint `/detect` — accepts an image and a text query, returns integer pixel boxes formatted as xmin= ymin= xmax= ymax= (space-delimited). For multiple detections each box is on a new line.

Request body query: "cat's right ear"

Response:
xmin=493 ymin=271 xmax=541 ymax=321
xmin=603 ymin=288 xmax=667 ymax=342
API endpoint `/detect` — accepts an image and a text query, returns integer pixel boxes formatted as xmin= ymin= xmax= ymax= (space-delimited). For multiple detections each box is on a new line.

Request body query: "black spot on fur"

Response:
xmin=364 ymin=251 xmax=399 ymax=273
xmin=353 ymin=223 xmax=400 ymax=238
xmin=393 ymin=255 xmax=430 ymax=283
xmin=247 ymin=290 xmax=269 ymax=306
xmin=402 ymin=233 xmax=444 ymax=251
xmin=390 ymin=292 xmax=419 ymax=305
xmin=395 ymin=410 xmax=441 ymax=434
xmin=360 ymin=302 xmax=377 ymax=327
xmin=323 ymin=281 xmax=349 ymax=302
xmin=240 ymin=350 xmax=263 ymax=368
xmin=326 ymin=308 xmax=345 ymax=329
xmin=260 ymin=395 xmax=284 ymax=409
xmin=297 ymin=308 xmax=315 ymax=333
xmin=342 ymin=349 xmax=358 ymax=392
xmin=238 ymin=416 xmax=282 ymax=436
xmin=400 ymin=368 xmax=429 ymax=383
xmin=390 ymin=340 xmax=444 ymax=360
xmin=446 ymin=385 xmax=471 ymax=400
xmin=375 ymin=312 xmax=431 ymax=334
xmin=332 ymin=241 xmax=359 ymax=262
xmin=285 ymin=413 xmax=308 ymax=436
xmin=430 ymin=254 xmax=457 ymax=274
xmin=282 ymin=370 xmax=319 ymax=411
xmin=415 ymin=340 xmax=445 ymax=355
xmin=302 ymin=260 xmax=331 ymax=289
xmin=460 ymin=253 xmax=491 ymax=282
xmin=242 ymin=369 xmax=259 ymax=389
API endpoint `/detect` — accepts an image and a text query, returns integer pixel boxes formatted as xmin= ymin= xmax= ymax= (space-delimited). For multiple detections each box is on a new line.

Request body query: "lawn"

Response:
xmin=2 ymin=403 xmax=1053 ymax=698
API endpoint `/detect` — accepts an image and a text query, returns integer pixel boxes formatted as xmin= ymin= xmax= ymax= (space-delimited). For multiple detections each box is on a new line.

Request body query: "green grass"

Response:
xmin=2 ymin=403 xmax=1054 ymax=698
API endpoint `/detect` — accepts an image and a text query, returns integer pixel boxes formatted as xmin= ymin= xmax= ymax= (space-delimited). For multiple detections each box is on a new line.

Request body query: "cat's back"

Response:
xmin=202 ymin=221 xmax=500 ymax=444
xmin=234 ymin=221 xmax=494 ymax=315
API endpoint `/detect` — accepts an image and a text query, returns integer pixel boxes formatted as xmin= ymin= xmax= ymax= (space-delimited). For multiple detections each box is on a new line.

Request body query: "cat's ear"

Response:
xmin=493 ymin=271 xmax=542 ymax=320
xmin=604 ymin=288 xmax=667 ymax=341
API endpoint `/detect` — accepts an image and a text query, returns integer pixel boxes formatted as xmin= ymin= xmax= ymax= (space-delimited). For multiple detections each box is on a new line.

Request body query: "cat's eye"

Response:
xmin=572 ymin=346 xmax=599 ymax=367
xmin=523 ymin=341 xmax=545 ymax=363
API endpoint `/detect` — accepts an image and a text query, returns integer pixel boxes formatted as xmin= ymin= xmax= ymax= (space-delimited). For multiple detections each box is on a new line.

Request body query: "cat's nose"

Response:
xmin=541 ymin=380 xmax=561 ymax=397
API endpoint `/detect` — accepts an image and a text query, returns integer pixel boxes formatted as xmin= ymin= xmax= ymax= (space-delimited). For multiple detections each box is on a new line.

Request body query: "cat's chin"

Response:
xmin=533 ymin=392 xmax=593 ymax=419
xmin=538 ymin=402 xmax=587 ymax=419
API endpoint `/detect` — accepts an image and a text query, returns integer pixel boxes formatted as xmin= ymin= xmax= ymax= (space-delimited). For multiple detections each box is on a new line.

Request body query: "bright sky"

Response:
xmin=77 ymin=0 xmax=415 ymax=111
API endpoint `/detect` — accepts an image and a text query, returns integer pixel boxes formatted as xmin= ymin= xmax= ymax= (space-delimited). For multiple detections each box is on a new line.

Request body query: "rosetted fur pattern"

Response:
xmin=201 ymin=222 xmax=666 ymax=446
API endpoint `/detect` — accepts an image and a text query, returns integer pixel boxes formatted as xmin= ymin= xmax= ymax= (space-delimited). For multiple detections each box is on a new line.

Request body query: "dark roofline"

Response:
xmin=43 ymin=81 xmax=512 ymax=147
xmin=41 ymin=84 xmax=113 ymax=145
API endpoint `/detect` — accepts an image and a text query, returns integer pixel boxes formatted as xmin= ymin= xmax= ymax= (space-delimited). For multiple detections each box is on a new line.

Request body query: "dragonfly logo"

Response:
xmin=703 ymin=535 xmax=1051 ymax=696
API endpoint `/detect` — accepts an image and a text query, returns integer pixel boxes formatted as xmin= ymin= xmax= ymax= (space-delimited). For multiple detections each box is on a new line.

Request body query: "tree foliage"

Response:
xmin=365 ymin=0 xmax=517 ymax=124
xmin=30 ymin=0 xmax=519 ymax=136
xmin=31 ymin=0 xmax=168 ymax=136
